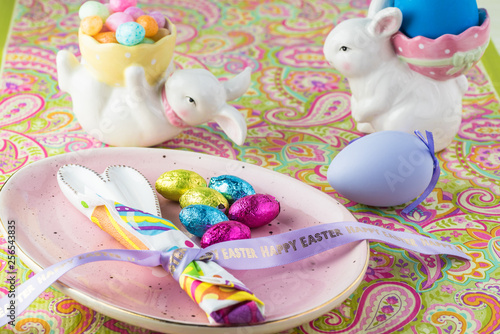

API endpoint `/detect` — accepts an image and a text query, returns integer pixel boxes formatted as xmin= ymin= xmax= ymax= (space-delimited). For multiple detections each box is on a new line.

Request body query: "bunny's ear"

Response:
xmin=223 ymin=67 xmax=252 ymax=101
xmin=367 ymin=7 xmax=402 ymax=38
xmin=214 ymin=104 xmax=247 ymax=145
xmin=367 ymin=0 xmax=394 ymax=18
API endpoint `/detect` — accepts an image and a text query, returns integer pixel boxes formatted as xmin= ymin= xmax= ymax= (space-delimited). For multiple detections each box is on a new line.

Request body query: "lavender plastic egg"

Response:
xmin=208 ymin=175 xmax=256 ymax=204
xmin=327 ymin=131 xmax=434 ymax=207
xmin=228 ymin=194 xmax=280 ymax=228
xmin=179 ymin=204 xmax=228 ymax=237
xmin=200 ymin=221 xmax=251 ymax=248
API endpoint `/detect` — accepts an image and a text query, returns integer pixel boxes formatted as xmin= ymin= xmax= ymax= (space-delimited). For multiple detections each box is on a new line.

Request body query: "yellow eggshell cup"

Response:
xmin=78 ymin=18 xmax=177 ymax=87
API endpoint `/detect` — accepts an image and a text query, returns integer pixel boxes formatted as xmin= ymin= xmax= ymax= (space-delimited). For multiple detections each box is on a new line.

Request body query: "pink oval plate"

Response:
xmin=0 ymin=147 xmax=369 ymax=334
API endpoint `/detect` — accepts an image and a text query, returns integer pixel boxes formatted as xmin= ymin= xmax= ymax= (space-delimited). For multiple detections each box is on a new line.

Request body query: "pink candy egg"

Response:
xmin=228 ymin=194 xmax=280 ymax=228
xmin=124 ymin=6 xmax=144 ymax=20
xmin=104 ymin=3 xmax=114 ymax=14
xmin=200 ymin=221 xmax=251 ymax=248
xmin=149 ymin=11 xmax=166 ymax=29
xmin=105 ymin=12 xmax=134 ymax=32
xmin=109 ymin=0 xmax=137 ymax=12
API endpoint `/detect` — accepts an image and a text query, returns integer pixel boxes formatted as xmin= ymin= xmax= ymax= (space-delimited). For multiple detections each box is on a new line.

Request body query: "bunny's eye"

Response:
xmin=186 ymin=96 xmax=196 ymax=106
xmin=339 ymin=46 xmax=350 ymax=52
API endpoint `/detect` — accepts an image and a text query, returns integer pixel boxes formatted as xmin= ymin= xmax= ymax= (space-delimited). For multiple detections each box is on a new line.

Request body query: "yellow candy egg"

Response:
xmin=94 ymin=31 xmax=118 ymax=44
xmin=156 ymin=169 xmax=206 ymax=201
xmin=151 ymin=28 xmax=171 ymax=42
xmin=81 ymin=15 xmax=104 ymax=36
xmin=179 ymin=187 xmax=229 ymax=212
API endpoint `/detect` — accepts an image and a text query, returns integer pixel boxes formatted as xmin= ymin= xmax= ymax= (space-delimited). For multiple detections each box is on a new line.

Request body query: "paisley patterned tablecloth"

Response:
xmin=1 ymin=0 xmax=500 ymax=333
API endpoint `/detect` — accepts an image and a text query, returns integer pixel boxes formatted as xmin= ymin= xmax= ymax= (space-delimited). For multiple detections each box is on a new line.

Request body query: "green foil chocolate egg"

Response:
xmin=179 ymin=187 xmax=229 ymax=212
xmin=155 ymin=169 xmax=207 ymax=201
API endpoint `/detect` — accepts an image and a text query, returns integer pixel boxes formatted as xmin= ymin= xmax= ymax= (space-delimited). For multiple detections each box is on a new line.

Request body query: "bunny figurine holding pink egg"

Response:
xmin=57 ymin=0 xmax=250 ymax=147
xmin=323 ymin=0 xmax=490 ymax=152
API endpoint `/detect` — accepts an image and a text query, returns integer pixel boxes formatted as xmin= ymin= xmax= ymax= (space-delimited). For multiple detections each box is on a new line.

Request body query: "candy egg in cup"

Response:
xmin=57 ymin=1 xmax=251 ymax=147
xmin=78 ymin=17 xmax=176 ymax=87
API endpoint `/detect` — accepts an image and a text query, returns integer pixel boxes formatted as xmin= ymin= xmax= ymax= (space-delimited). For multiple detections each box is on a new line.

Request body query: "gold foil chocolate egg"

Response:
xmin=155 ymin=169 xmax=206 ymax=201
xmin=179 ymin=187 xmax=229 ymax=212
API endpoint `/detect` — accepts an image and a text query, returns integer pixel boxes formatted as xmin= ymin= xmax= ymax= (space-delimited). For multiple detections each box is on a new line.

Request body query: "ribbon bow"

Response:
xmin=447 ymin=46 xmax=486 ymax=75
xmin=402 ymin=130 xmax=440 ymax=215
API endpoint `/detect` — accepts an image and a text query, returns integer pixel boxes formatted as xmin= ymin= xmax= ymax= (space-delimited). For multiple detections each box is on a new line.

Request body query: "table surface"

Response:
xmin=1 ymin=1 xmax=500 ymax=333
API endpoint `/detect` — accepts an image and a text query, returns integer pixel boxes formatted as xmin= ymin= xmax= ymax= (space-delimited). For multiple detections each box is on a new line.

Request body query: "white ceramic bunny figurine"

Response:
xmin=57 ymin=50 xmax=250 ymax=147
xmin=323 ymin=4 xmax=468 ymax=152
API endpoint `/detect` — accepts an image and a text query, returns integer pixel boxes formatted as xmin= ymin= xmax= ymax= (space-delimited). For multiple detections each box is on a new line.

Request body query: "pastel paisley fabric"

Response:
xmin=1 ymin=0 xmax=500 ymax=333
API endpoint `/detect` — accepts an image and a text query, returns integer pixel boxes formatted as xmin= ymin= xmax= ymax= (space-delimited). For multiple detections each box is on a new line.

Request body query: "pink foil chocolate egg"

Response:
xmin=200 ymin=221 xmax=251 ymax=248
xmin=228 ymin=194 xmax=280 ymax=228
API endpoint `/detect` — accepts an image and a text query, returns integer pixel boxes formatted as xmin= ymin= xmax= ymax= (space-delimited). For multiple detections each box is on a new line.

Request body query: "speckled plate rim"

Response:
xmin=0 ymin=147 xmax=370 ymax=334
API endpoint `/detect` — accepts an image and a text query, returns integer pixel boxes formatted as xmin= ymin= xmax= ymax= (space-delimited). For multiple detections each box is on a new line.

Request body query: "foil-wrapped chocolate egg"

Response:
xmin=179 ymin=204 xmax=229 ymax=237
xmin=179 ymin=187 xmax=229 ymax=212
xmin=208 ymin=175 xmax=256 ymax=204
xmin=200 ymin=221 xmax=251 ymax=248
xmin=156 ymin=169 xmax=206 ymax=201
xmin=228 ymin=194 xmax=280 ymax=228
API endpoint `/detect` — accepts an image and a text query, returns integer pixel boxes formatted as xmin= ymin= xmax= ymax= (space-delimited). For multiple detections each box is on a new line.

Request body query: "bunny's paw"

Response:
xmin=357 ymin=122 xmax=375 ymax=133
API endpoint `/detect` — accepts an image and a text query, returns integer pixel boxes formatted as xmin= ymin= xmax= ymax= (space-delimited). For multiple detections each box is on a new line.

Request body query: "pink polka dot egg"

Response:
xmin=392 ymin=9 xmax=490 ymax=81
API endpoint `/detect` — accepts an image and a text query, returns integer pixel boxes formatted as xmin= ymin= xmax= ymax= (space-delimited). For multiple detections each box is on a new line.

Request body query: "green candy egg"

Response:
xmin=155 ymin=169 xmax=206 ymax=201
xmin=79 ymin=1 xmax=110 ymax=21
xmin=179 ymin=187 xmax=229 ymax=212
xmin=142 ymin=37 xmax=155 ymax=44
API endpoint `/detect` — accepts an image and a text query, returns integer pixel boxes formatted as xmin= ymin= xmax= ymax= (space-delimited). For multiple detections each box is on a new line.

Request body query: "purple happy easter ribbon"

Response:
xmin=401 ymin=130 xmax=441 ymax=215
xmin=0 ymin=249 xmax=163 ymax=327
xmin=0 ymin=220 xmax=469 ymax=327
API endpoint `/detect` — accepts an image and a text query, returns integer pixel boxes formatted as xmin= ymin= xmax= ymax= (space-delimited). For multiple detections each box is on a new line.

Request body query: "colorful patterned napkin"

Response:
xmin=57 ymin=164 xmax=264 ymax=325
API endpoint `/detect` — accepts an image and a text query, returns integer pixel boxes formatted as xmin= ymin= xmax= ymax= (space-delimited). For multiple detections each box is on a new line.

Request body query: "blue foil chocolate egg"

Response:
xmin=179 ymin=204 xmax=228 ymax=237
xmin=208 ymin=175 xmax=256 ymax=204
